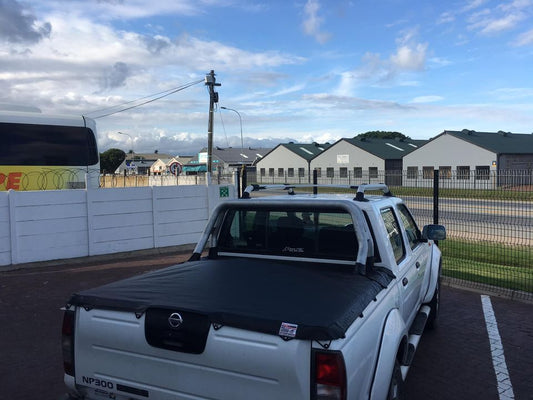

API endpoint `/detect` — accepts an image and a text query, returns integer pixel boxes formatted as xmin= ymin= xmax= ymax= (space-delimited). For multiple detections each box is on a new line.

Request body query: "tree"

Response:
xmin=100 ymin=148 xmax=126 ymax=174
xmin=355 ymin=131 xmax=410 ymax=140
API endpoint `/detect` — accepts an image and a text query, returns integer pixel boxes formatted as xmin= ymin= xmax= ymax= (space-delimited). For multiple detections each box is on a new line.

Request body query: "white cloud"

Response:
xmin=437 ymin=12 xmax=455 ymax=24
xmin=478 ymin=13 xmax=525 ymax=34
xmin=31 ymin=0 xmax=205 ymax=21
xmin=436 ymin=0 xmax=487 ymax=25
xmin=498 ymin=0 xmax=533 ymax=13
xmin=514 ymin=27 xmax=533 ymax=45
xmin=440 ymin=0 xmax=532 ymax=45
xmin=270 ymin=84 xmax=306 ymax=97
xmin=334 ymin=29 xmax=428 ymax=95
xmin=0 ymin=10 xmax=304 ymax=116
xmin=462 ymin=0 xmax=489 ymax=12
xmin=303 ymin=93 xmax=414 ymax=111
xmin=489 ymin=87 xmax=533 ymax=99
xmin=411 ymin=95 xmax=444 ymax=103
xmin=390 ymin=29 xmax=428 ymax=72
xmin=429 ymin=57 xmax=453 ymax=67
xmin=168 ymin=36 xmax=305 ymax=70
xmin=390 ymin=43 xmax=428 ymax=71
xmin=302 ymin=0 xmax=331 ymax=44
xmin=299 ymin=131 xmax=343 ymax=144
xmin=466 ymin=0 xmax=531 ymax=35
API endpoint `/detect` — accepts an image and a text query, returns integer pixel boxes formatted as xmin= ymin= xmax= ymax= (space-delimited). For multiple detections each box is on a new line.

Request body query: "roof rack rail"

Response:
xmin=242 ymin=183 xmax=393 ymax=201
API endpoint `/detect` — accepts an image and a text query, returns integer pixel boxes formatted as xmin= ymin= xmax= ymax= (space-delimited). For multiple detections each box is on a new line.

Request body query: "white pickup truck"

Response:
xmin=61 ymin=184 xmax=446 ymax=400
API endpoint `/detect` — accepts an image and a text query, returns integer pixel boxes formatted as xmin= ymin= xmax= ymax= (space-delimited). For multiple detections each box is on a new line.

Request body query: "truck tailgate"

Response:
xmin=74 ymin=308 xmax=311 ymax=400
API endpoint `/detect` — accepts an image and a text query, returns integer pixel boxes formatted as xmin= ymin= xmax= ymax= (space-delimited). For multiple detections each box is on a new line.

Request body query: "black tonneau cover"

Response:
xmin=68 ymin=258 xmax=393 ymax=340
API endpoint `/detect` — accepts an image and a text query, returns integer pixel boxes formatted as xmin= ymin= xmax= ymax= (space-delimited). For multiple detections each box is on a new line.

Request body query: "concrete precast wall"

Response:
xmin=0 ymin=184 xmax=236 ymax=268
xmin=0 ymin=193 xmax=11 ymax=266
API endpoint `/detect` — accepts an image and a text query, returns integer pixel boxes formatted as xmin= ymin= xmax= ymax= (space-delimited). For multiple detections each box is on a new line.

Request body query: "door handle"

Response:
xmin=402 ymin=277 xmax=409 ymax=286
xmin=416 ymin=262 xmax=420 ymax=269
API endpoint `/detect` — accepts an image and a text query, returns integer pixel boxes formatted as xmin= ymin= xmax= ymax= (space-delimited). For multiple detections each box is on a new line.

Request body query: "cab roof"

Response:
xmin=242 ymin=183 xmax=394 ymax=203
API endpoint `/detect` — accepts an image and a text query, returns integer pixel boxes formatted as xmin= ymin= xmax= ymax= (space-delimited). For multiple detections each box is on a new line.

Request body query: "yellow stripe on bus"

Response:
xmin=0 ymin=166 xmax=87 ymax=191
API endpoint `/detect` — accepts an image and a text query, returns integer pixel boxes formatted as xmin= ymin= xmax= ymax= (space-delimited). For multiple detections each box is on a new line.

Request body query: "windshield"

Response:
xmin=1 ymin=122 xmax=98 ymax=166
xmin=217 ymin=207 xmax=358 ymax=261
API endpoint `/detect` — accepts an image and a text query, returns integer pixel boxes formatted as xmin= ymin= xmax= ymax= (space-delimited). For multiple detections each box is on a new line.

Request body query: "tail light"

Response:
xmin=312 ymin=349 xmax=346 ymax=400
xmin=61 ymin=309 xmax=76 ymax=376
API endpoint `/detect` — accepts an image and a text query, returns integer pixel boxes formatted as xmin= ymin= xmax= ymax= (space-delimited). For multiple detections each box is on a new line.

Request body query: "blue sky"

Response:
xmin=1 ymin=0 xmax=533 ymax=155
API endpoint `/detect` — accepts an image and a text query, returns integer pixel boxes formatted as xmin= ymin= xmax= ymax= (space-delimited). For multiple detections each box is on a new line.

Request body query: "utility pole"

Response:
xmin=205 ymin=70 xmax=221 ymax=176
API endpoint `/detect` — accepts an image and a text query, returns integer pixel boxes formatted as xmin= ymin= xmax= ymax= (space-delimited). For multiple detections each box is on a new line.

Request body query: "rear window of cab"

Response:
xmin=217 ymin=208 xmax=359 ymax=261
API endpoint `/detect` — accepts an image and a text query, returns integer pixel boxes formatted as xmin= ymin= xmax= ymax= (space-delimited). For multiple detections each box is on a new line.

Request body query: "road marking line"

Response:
xmin=481 ymin=295 xmax=515 ymax=400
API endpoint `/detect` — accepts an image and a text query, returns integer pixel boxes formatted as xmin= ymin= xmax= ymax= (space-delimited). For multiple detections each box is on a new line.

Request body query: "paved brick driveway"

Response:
xmin=0 ymin=251 xmax=531 ymax=400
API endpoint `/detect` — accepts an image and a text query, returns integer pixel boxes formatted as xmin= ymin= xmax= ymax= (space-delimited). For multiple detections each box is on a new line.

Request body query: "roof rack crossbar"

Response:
xmin=242 ymin=183 xmax=393 ymax=200
xmin=354 ymin=184 xmax=392 ymax=201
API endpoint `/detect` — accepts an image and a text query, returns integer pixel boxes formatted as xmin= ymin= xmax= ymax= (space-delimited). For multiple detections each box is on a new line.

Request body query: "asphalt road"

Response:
xmin=0 ymin=251 xmax=531 ymax=400
xmin=403 ymin=196 xmax=533 ymax=246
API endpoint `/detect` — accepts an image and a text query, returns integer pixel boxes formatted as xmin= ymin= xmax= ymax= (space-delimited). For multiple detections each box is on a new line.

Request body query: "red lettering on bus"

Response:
xmin=0 ymin=172 xmax=22 ymax=190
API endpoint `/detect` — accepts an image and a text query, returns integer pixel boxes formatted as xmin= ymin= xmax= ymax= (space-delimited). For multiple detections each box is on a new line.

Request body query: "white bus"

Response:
xmin=0 ymin=111 xmax=100 ymax=191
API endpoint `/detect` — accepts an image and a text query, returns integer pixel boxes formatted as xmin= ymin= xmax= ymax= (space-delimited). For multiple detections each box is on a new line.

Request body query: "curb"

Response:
xmin=0 ymin=244 xmax=195 ymax=273
xmin=442 ymin=275 xmax=533 ymax=304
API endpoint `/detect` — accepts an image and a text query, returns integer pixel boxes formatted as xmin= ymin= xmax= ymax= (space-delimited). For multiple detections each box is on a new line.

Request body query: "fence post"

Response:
xmin=238 ymin=167 xmax=247 ymax=198
xmin=8 ymin=190 xmax=18 ymax=265
xmin=313 ymin=169 xmax=318 ymax=195
xmin=433 ymin=169 xmax=439 ymax=225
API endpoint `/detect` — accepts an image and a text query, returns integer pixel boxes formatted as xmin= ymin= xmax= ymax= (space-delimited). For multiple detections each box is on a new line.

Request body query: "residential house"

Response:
xmin=115 ymin=153 xmax=173 ymax=175
xmin=150 ymin=156 xmax=193 ymax=175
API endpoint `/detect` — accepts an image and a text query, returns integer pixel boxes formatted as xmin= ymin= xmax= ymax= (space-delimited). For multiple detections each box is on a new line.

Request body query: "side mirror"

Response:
xmin=422 ymin=224 xmax=446 ymax=241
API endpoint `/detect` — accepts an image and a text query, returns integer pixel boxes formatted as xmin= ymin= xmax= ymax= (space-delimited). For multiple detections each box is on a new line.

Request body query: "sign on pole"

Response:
xmin=169 ymin=162 xmax=182 ymax=176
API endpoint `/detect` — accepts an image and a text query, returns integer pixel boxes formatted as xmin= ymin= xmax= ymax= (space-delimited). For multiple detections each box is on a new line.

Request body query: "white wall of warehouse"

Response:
xmin=0 ymin=184 xmax=236 ymax=268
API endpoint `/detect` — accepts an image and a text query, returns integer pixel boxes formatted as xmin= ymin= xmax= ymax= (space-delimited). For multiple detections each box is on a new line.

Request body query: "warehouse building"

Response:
xmin=255 ymin=142 xmax=331 ymax=184
xmin=311 ymin=137 xmax=426 ymax=186
xmin=403 ymin=130 xmax=533 ymax=188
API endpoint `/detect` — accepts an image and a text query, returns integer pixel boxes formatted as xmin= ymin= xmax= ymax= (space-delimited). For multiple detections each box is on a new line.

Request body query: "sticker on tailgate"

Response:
xmin=279 ymin=322 xmax=298 ymax=338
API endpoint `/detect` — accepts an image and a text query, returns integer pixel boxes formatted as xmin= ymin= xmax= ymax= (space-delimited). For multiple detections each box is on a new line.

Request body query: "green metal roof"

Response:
xmin=441 ymin=130 xmax=533 ymax=154
xmin=279 ymin=142 xmax=332 ymax=161
xmin=182 ymin=165 xmax=207 ymax=172
xmin=342 ymin=137 xmax=427 ymax=160
xmin=196 ymin=147 xmax=272 ymax=165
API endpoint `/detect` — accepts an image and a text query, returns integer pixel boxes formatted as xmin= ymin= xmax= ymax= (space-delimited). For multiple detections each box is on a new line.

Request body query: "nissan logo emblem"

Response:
xmin=168 ymin=312 xmax=184 ymax=328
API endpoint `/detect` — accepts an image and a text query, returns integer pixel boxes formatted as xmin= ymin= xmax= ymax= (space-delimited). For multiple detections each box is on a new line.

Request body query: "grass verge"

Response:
xmin=390 ymin=186 xmax=533 ymax=201
xmin=440 ymin=239 xmax=532 ymax=293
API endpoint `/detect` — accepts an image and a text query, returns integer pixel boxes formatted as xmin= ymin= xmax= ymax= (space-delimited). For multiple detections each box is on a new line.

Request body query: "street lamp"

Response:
xmin=118 ymin=132 xmax=133 ymax=154
xmin=221 ymin=106 xmax=246 ymax=197
xmin=220 ymin=107 xmax=244 ymax=159
xmin=118 ymin=132 xmax=134 ymax=174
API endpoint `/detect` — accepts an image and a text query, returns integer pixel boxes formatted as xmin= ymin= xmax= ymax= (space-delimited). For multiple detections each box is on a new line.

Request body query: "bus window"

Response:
xmin=0 ymin=114 xmax=100 ymax=191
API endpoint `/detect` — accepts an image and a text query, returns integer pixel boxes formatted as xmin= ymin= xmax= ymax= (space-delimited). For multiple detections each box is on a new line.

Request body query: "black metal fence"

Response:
xmin=247 ymin=169 xmax=533 ymax=302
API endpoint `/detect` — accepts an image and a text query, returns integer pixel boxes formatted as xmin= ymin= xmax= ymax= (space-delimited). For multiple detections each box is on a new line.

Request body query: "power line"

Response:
xmin=88 ymin=79 xmax=204 ymax=119
xmin=88 ymin=83 xmax=198 ymax=115
xmin=217 ymin=105 xmax=230 ymax=147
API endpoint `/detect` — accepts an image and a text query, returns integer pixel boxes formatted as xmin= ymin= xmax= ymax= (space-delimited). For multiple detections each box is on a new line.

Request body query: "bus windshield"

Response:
xmin=0 ymin=118 xmax=100 ymax=191
xmin=1 ymin=122 xmax=98 ymax=166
